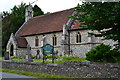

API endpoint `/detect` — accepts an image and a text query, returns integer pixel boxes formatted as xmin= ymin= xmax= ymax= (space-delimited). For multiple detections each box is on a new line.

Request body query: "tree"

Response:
xmin=2 ymin=3 xmax=44 ymax=54
xmin=33 ymin=5 xmax=44 ymax=17
xmin=2 ymin=3 xmax=26 ymax=51
xmin=73 ymin=2 xmax=120 ymax=49
xmin=86 ymin=43 xmax=120 ymax=63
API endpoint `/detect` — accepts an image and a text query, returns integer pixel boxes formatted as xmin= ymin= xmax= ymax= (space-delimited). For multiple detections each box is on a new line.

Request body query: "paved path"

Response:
xmin=1 ymin=72 xmax=53 ymax=80
xmin=2 ymin=72 xmax=34 ymax=78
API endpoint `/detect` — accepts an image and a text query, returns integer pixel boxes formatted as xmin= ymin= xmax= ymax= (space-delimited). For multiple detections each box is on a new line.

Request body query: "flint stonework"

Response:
xmin=1 ymin=60 xmax=120 ymax=78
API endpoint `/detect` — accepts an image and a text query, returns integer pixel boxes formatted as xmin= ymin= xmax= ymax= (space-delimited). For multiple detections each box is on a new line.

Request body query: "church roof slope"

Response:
xmin=16 ymin=37 xmax=28 ymax=48
xmin=16 ymin=8 xmax=85 ymax=37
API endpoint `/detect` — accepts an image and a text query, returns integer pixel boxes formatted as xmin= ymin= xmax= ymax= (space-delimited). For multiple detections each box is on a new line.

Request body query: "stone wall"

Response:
xmin=16 ymin=48 xmax=28 ymax=58
xmin=69 ymin=30 xmax=101 ymax=57
xmin=25 ymin=32 xmax=63 ymax=57
xmin=16 ymin=29 xmax=116 ymax=58
xmin=70 ymin=30 xmax=89 ymax=44
xmin=24 ymin=29 xmax=102 ymax=57
xmin=1 ymin=60 xmax=120 ymax=79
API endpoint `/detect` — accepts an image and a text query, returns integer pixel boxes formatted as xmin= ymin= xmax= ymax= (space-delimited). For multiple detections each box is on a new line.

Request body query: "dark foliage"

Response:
xmin=33 ymin=5 xmax=44 ymax=17
xmin=73 ymin=2 xmax=120 ymax=49
xmin=86 ymin=43 xmax=120 ymax=63
xmin=2 ymin=3 xmax=44 ymax=54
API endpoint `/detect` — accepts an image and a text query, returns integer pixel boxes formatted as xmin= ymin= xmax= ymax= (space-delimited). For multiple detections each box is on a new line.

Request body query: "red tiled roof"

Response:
xmin=15 ymin=37 xmax=28 ymax=48
xmin=16 ymin=8 xmax=85 ymax=37
xmin=70 ymin=20 xmax=86 ymax=30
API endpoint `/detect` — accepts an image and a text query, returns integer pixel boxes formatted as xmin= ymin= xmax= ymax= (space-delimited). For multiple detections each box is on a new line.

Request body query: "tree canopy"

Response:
xmin=33 ymin=5 xmax=44 ymax=16
xmin=2 ymin=3 xmax=44 ymax=53
xmin=73 ymin=2 xmax=120 ymax=49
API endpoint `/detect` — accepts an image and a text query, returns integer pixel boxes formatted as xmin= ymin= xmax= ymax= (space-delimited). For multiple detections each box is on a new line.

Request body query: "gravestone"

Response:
xmin=36 ymin=53 xmax=40 ymax=59
xmin=4 ymin=52 xmax=9 ymax=60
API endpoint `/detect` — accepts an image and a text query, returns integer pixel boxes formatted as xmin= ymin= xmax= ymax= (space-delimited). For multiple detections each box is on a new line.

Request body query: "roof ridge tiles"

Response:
xmin=32 ymin=8 xmax=75 ymax=19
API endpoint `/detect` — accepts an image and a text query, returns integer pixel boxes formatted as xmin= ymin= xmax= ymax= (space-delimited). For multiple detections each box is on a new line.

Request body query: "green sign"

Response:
xmin=42 ymin=44 xmax=54 ymax=55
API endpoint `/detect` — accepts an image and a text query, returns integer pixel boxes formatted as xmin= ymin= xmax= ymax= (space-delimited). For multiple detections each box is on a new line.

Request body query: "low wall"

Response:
xmin=1 ymin=60 xmax=120 ymax=78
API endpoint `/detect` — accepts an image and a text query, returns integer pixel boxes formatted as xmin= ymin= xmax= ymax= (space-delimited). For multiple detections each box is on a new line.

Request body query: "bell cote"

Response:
xmin=25 ymin=4 xmax=33 ymax=22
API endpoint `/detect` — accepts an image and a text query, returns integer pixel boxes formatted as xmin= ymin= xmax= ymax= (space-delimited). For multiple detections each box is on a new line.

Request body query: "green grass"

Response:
xmin=1 ymin=55 xmax=89 ymax=64
xmin=0 ymin=56 xmax=3 ymax=60
xmin=2 ymin=69 xmax=73 ymax=78
xmin=11 ymin=57 xmax=25 ymax=61
xmin=10 ymin=56 xmax=89 ymax=64
xmin=34 ymin=56 xmax=89 ymax=64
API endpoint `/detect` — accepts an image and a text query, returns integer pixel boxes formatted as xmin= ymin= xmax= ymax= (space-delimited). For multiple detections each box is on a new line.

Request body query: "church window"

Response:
xmin=53 ymin=35 xmax=57 ymax=46
xmin=76 ymin=32 xmax=81 ymax=43
xmin=35 ymin=36 xmax=39 ymax=46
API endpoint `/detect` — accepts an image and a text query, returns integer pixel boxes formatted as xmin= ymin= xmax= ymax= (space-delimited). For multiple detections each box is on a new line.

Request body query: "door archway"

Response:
xmin=10 ymin=44 xmax=14 ymax=56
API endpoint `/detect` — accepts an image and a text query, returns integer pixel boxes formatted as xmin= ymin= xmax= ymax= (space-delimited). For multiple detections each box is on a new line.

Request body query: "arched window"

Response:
xmin=76 ymin=32 xmax=81 ymax=43
xmin=53 ymin=35 xmax=57 ymax=46
xmin=35 ymin=36 xmax=39 ymax=46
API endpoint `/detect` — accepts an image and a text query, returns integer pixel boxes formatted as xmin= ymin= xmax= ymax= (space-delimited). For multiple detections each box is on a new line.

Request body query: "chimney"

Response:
xmin=25 ymin=4 xmax=33 ymax=22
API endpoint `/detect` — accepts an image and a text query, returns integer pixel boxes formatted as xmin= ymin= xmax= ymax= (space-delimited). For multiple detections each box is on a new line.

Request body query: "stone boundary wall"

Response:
xmin=1 ymin=60 xmax=120 ymax=79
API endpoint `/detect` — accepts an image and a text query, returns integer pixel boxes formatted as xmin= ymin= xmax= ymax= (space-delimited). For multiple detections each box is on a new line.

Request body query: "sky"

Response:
xmin=0 ymin=0 xmax=82 ymax=13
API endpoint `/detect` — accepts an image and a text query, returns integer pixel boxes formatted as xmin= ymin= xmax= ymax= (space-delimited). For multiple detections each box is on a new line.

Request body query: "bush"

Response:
xmin=86 ymin=43 xmax=120 ymax=63
xmin=1 ymin=48 xmax=6 ymax=56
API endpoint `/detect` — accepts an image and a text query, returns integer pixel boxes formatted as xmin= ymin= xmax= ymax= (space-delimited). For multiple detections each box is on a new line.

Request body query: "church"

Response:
xmin=6 ymin=5 xmax=115 ymax=59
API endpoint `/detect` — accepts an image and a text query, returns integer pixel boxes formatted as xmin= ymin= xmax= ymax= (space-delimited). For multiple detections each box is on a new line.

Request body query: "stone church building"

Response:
xmin=6 ymin=5 xmax=115 ymax=58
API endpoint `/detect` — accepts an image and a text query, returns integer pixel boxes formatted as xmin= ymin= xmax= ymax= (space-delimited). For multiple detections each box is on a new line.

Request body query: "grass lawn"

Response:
xmin=32 ymin=56 xmax=89 ymax=64
xmin=1 ymin=55 xmax=89 ymax=64
xmin=11 ymin=57 xmax=25 ymax=61
xmin=0 ymin=56 xmax=3 ymax=60
xmin=8 ymin=56 xmax=89 ymax=64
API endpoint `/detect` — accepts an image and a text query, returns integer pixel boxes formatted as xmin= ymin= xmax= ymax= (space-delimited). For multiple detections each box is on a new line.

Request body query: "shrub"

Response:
xmin=86 ymin=43 xmax=120 ymax=63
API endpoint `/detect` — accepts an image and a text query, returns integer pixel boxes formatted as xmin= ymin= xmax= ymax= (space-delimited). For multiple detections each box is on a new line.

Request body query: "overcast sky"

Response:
xmin=0 ymin=0 xmax=82 ymax=13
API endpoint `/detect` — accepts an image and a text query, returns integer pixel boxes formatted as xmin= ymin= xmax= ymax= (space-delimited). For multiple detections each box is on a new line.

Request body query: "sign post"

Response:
xmin=41 ymin=44 xmax=54 ymax=63
xmin=52 ymin=54 xmax=55 ymax=63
